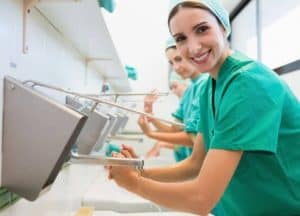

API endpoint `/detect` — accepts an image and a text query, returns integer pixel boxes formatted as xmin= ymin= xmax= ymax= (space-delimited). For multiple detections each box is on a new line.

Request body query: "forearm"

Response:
xmin=135 ymin=177 xmax=211 ymax=215
xmin=143 ymin=134 xmax=205 ymax=182
xmin=151 ymin=118 xmax=175 ymax=132
xmin=142 ymin=156 xmax=199 ymax=182
xmin=148 ymin=131 xmax=193 ymax=146
xmin=135 ymin=149 xmax=242 ymax=215
xmin=159 ymin=141 xmax=175 ymax=149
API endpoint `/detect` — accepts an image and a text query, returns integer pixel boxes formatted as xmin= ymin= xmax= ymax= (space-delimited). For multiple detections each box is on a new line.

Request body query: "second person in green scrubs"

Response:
xmin=109 ymin=0 xmax=300 ymax=215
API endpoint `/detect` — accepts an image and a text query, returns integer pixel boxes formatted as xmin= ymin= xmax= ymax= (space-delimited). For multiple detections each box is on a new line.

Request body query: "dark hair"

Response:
xmin=165 ymin=45 xmax=176 ymax=52
xmin=168 ymin=2 xmax=222 ymax=31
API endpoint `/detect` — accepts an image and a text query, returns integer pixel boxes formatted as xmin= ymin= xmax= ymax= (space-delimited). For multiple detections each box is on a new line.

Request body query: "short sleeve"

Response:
xmin=172 ymin=89 xmax=190 ymax=122
xmin=172 ymin=103 xmax=184 ymax=122
xmin=211 ymin=73 xmax=285 ymax=153
xmin=185 ymin=97 xmax=201 ymax=133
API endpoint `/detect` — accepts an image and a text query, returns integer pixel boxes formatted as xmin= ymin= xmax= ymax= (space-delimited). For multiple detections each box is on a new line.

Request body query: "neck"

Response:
xmin=190 ymin=71 xmax=201 ymax=80
xmin=210 ymin=48 xmax=233 ymax=79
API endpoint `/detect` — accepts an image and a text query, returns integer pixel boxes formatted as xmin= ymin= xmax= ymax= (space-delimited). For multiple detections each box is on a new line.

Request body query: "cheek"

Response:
xmin=177 ymin=45 xmax=188 ymax=58
xmin=211 ymin=33 xmax=225 ymax=52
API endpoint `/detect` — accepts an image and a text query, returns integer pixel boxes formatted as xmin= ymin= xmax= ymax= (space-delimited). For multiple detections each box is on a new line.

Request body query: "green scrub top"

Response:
xmin=198 ymin=51 xmax=300 ymax=215
xmin=172 ymin=73 xmax=208 ymax=133
xmin=172 ymin=74 xmax=208 ymax=160
xmin=173 ymin=145 xmax=190 ymax=162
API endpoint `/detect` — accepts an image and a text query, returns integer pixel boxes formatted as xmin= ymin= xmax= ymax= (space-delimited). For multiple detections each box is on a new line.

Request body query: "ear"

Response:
xmin=220 ymin=25 xmax=227 ymax=37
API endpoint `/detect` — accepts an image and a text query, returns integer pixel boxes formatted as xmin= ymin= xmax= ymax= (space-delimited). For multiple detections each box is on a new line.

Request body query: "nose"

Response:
xmin=173 ymin=62 xmax=181 ymax=72
xmin=187 ymin=36 xmax=202 ymax=57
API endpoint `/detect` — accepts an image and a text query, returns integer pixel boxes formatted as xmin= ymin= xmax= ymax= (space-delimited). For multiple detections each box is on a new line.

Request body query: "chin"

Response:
xmin=196 ymin=64 xmax=213 ymax=74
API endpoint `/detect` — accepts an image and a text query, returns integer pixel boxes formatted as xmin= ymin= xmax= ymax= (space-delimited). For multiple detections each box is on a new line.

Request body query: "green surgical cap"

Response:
xmin=169 ymin=71 xmax=190 ymax=86
xmin=125 ymin=65 xmax=138 ymax=80
xmin=165 ymin=36 xmax=176 ymax=50
xmin=98 ymin=0 xmax=116 ymax=13
xmin=169 ymin=0 xmax=231 ymax=37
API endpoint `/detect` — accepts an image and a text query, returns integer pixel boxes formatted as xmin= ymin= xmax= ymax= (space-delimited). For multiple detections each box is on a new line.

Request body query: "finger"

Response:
xmin=122 ymin=144 xmax=138 ymax=158
xmin=108 ymin=168 xmax=113 ymax=179
xmin=122 ymin=144 xmax=133 ymax=151
xmin=114 ymin=152 xmax=125 ymax=158
xmin=111 ymin=152 xmax=122 ymax=158
xmin=108 ymin=172 xmax=112 ymax=179
xmin=150 ymin=89 xmax=157 ymax=94
xmin=121 ymin=149 xmax=133 ymax=158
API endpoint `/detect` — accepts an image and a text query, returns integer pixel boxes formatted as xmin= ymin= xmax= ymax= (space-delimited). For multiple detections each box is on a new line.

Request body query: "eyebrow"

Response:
xmin=172 ymin=21 xmax=208 ymax=38
xmin=192 ymin=22 xmax=208 ymax=31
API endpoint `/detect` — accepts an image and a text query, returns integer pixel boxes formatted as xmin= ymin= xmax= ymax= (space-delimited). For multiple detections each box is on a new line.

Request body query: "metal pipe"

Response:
xmin=108 ymin=135 xmax=143 ymax=143
xmin=23 ymin=80 xmax=184 ymax=127
xmin=70 ymin=152 xmax=144 ymax=170
xmin=90 ymin=92 xmax=169 ymax=97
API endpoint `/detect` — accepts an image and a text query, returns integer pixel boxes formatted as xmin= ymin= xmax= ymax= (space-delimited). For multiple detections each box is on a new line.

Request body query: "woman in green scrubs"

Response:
xmin=109 ymin=1 xmax=300 ymax=215
xmin=137 ymin=37 xmax=208 ymax=160
xmin=144 ymin=74 xmax=191 ymax=161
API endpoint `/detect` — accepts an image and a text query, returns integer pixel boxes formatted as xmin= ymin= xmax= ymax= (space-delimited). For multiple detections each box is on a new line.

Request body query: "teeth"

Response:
xmin=194 ymin=52 xmax=208 ymax=62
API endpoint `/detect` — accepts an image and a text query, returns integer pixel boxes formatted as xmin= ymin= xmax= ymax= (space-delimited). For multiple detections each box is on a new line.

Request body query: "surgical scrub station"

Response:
xmin=0 ymin=0 xmax=300 ymax=216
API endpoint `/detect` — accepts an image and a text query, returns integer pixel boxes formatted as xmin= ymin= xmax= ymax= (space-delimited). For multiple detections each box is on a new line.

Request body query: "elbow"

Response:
xmin=195 ymin=208 xmax=211 ymax=216
xmin=187 ymin=139 xmax=194 ymax=147
xmin=182 ymin=136 xmax=194 ymax=146
xmin=186 ymin=133 xmax=195 ymax=147
xmin=190 ymin=194 xmax=214 ymax=216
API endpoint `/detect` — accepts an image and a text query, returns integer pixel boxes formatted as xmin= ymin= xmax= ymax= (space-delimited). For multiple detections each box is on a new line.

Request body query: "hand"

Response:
xmin=144 ymin=89 xmax=159 ymax=115
xmin=108 ymin=152 xmax=140 ymax=192
xmin=138 ymin=115 xmax=152 ymax=135
xmin=121 ymin=144 xmax=139 ymax=158
xmin=145 ymin=142 xmax=161 ymax=158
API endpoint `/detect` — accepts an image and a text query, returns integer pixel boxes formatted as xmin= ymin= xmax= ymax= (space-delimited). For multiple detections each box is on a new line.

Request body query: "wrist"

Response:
xmin=133 ymin=170 xmax=143 ymax=194
xmin=147 ymin=131 xmax=154 ymax=138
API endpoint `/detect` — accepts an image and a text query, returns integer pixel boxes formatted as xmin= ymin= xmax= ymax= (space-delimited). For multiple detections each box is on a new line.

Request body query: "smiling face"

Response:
xmin=169 ymin=6 xmax=231 ymax=78
xmin=166 ymin=47 xmax=198 ymax=79
xmin=170 ymin=81 xmax=187 ymax=98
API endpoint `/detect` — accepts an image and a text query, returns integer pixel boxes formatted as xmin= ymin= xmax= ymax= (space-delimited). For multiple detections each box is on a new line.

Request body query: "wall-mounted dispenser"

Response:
xmin=77 ymin=111 xmax=109 ymax=155
xmin=93 ymin=112 xmax=118 ymax=151
xmin=1 ymin=76 xmax=181 ymax=201
xmin=1 ymin=76 xmax=87 ymax=201
xmin=65 ymin=96 xmax=113 ymax=154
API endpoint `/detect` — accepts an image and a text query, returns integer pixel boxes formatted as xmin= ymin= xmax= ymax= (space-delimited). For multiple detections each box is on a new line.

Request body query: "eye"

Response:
xmin=174 ymin=35 xmax=186 ymax=43
xmin=174 ymin=56 xmax=182 ymax=62
xmin=195 ymin=25 xmax=209 ymax=34
xmin=169 ymin=60 xmax=174 ymax=66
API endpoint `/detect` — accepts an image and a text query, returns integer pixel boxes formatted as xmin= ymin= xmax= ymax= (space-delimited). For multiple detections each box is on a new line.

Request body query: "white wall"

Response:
xmin=230 ymin=1 xmax=300 ymax=99
xmin=103 ymin=0 xmax=170 ymax=92
xmin=231 ymin=0 xmax=258 ymax=60
xmin=102 ymin=0 xmax=181 ymax=135
xmin=0 ymin=1 xmax=187 ymax=214
xmin=0 ymin=0 xmax=108 ymax=214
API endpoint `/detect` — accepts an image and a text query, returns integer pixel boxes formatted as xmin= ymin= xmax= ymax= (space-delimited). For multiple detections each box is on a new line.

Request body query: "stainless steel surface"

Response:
xmin=118 ymin=115 xmax=129 ymax=132
xmin=65 ymin=95 xmax=83 ymax=110
xmin=2 ymin=76 xmax=87 ymax=201
xmin=110 ymin=114 xmax=125 ymax=136
xmin=108 ymin=135 xmax=143 ymax=143
xmin=88 ymin=92 xmax=169 ymax=97
xmin=65 ymin=95 xmax=111 ymax=154
xmin=70 ymin=152 xmax=144 ymax=169
xmin=23 ymin=80 xmax=184 ymax=127
xmin=77 ymin=111 xmax=109 ymax=154
xmin=93 ymin=113 xmax=118 ymax=151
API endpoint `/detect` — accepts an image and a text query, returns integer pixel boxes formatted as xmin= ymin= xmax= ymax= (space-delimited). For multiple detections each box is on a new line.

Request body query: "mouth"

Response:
xmin=190 ymin=50 xmax=211 ymax=65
